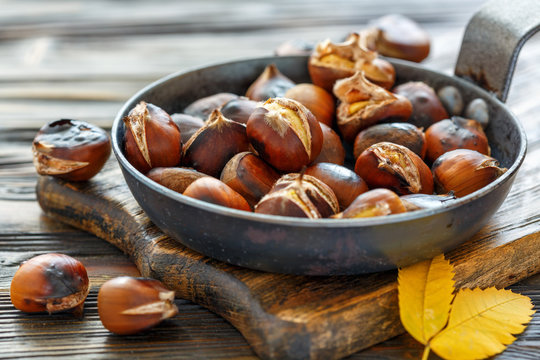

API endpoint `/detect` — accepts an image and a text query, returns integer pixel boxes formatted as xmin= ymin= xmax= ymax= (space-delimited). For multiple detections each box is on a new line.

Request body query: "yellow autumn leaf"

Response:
xmin=398 ymin=254 xmax=455 ymax=344
xmin=430 ymin=287 xmax=535 ymax=360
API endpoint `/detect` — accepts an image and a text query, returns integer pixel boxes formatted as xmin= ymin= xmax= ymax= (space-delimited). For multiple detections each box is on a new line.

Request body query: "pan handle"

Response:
xmin=455 ymin=0 xmax=540 ymax=102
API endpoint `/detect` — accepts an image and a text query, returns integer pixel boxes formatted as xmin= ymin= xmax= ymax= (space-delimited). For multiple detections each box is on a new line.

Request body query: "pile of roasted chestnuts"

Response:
xmin=10 ymin=253 xmax=178 ymax=334
xmin=121 ymin=32 xmax=504 ymax=220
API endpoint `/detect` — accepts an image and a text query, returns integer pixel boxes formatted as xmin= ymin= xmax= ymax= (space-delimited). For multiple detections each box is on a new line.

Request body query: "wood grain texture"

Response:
xmin=35 ymin=148 xmax=540 ymax=359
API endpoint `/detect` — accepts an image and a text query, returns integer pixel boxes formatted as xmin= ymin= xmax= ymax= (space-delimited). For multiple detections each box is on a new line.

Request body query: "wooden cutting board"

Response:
xmin=36 ymin=163 xmax=540 ymax=360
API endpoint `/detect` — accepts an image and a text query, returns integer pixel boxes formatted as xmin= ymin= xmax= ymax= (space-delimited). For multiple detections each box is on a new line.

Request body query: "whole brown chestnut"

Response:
xmin=98 ymin=276 xmax=178 ymax=335
xmin=32 ymin=119 xmax=111 ymax=181
xmin=245 ymin=64 xmax=295 ymax=101
xmin=182 ymin=109 xmax=250 ymax=177
xmin=220 ymin=97 xmax=260 ymax=124
xmin=123 ymin=101 xmax=182 ymax=174
xmin=183 ymin=92 xmax=238 ymax=120
xmin=432 ymin=149 xmax=506 ymax=197
xmin=333 ymin=188 xmax=406 ymax=218
xmin=183 ymin=177 xmax=251 ymax=212
xmin=10 ymin=253 xmax=89 ymax=316
xmin=334 ymin=71 xmax=412 ymax=143
xmin=305 ymin=162 xmax=368 ymax=210
xmin=355 ymin=142 xmax=433 ymax=195
xmin=353 ymin=122 xmax=426 ymax=160
xmin=171 ymin=113 xmax=205 ymax=143
xmin=255 ymin=173 xmax=339 ymax=218
xmin=147 ymin=167 xmax=208 ymax=194
xmin=220 ymin=152 xmax=280 ymax=209
xmin=393 ymin=81 xmax=449 ymax=129
xmin=284 ymin=83 xmax=335 ymax=127
xmin=425 ymin=116 xmax=490 ymax=164
xmin=246 ymin=97 xmax=323 ymax=173
xmin=312 ymin=123 xmax=346 ymax=165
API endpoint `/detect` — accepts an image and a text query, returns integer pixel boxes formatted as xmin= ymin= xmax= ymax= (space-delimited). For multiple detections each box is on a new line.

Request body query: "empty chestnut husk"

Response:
xmin=305 ymin=162 xmax=368 ymax=210
xmin=255 ymin=173 xmax=339 ymax=218
xmin=182 ymin=109 xmax=250 ymax=177
xmin=123 ymin=101 xmax=182 ymax=174
xmin=333 ymin=188 xmax=406 ymax=218
xmin=284 ymin=83 xmax=335 ymax=127
xmin=98 ymin=276 xmax=178 ymax=335
xmin=432 ymin=149 xmax=507 ymax=197
xmin=355 ymin=142 xmax=433 ymax=195
xmin=32 ymin=119 xmax=111 ymax=181
xmin=147 ymin=167 xmax=208 ymax=194
xmin=10 ymin=253 xmax=89 ymax=316
xmin=353 ymin=122 xmax=426 ymax=160
xmin=183 ymin=92 xmax=238 ymax=120
xmin=246 ymin=97 xmax=323 ymax=172
xmin=425 ymin=116 xmax=490 ymax=164
xmin=220 ymin=152 xmax=280 ymax=209
xmin=183 ymin=177 xmax=251 ymax=211
xmin=245 ymin=64 xmax=295 ymax=101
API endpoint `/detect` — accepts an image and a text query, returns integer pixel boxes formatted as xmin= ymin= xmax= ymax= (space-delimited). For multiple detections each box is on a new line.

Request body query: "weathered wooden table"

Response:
xmin=1 ymin=0 xmax=540 ymax=358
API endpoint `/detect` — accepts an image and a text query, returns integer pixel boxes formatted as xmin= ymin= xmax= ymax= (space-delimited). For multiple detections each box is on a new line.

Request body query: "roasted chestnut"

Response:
xmin=334 ymin=71 xmax=412 ymax=142
xmin=171 ymin=113 xmax=205 ymax=143
xmin=183 ymin=177 xmax=251 ymax=211
xmin=284 ymin=83 xmax=335 ymax=127
xmin=147 ymin=167 xmax=208 ymax=194
xmin=98 ymin=277 xmax=178 ymax=335
xmin=393 ymin=81 xmax=449 ymax=129
xmin=425 ymin=116 xmax=490 ymax=164
xmin=220 ymin=152 xmax=280 ymax=209
xmin=305 ymin=162 xmax=368 ymax=210
xmin=353 ymin=122 xmax=426 ymax=160
xmin=432 ymin=149 xmax=506 ymax=197
xmin=255 ymin=173 xmax=339 ymax=218
xmin=246 ymin=97 xmax=323 ymax=172
xmin=32 ymin=119 xmax=111 ymax=181
xmin=312 ymin=123 xmax=346 ymax=165
xmin=183 ymin=92 xmax=238 ymax=120
xmin=333 ymin=188 xmax=406 ymax=218
xmin=220 ymin=97 xmax=260 ymax=124
xmin=245 ymin=64 xmax=295 ymax=101
xmin=182 ymin=109 xmax=250 ymax=177
xmin=360 ymin=14 xmax=430 ymax=63
xmin=10 ymin=253 xmax=89 ymax=316
xmin=355 ymin=142 xmax=433 ymax=195
xmin=123 ymin=101 xmax=182 ymax=174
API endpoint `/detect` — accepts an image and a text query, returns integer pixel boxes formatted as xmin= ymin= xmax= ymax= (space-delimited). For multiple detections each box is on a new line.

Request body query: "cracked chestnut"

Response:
xmin=10 ymin=253 xmax=89 ymax=316
xmin=32 ymin=119 xmax=111 ymax=181
xmin=98 ymin=277 xmax=179 ymax=335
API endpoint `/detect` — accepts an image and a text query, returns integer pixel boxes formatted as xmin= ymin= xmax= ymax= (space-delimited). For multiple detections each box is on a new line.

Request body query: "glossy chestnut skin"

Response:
xmin=425 ymin=116 xmax=490 ymax=164
xmin=333 ymin=188 xmax=407 ymax=218
xmin=10 ymin=253 xmax=89 ymax=316
xmin=147 ymin=167 xmax=208 ymax=194
xmin=355 ymin=142 xmax=433 ymax=195
xmin=182 ymin=109 xmax=250 ymax=177
xmin=220 ymin=97 xmax=260 ymax=124
xmin=32 ymin=119 xmax=111 ymax=181
xmin=245 ymin=64 xmax=295 ymax=101
xmin=98 ymin=277 xmax=178 ymax=335
xmin=353 ymin=122 xmax=426 ymax=160
xmin=171 ymin=113 xmax=205 ymax=143
xmin=246 ymin=97 xmax=323 ymax=173
xmin=305 ymin=162 xmax=368 ymax=210
xmin=361 ymin=14 xmax=431 ymax=63
xmin=334 ymin=71 xmax=413 ymax=142
xmin=220 ymin=152 xmax=280 ymax=209
xmin=432 ymin=149 xmax=506 ymax=198
xmin=183 ymin=177 xmax=251 ymax=212
xmin=255 ymin=173 xmax=339 ymax=218
xmin=312 ymin=123 xmax=346 ymax=165
xmin=284 ymin=83 xmax=335 ymax=127
xmin=183 ymin=92 xmax=238 ymax=120
xmin=124 ymin=102 xmax=182 ymax=174
xmin=393 ymin=81 xmax=449 ymax=129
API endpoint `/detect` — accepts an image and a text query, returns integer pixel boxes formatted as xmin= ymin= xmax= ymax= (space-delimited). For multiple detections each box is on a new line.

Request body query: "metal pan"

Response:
xmin=111 ymin=0 xmax=539 ymax=275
